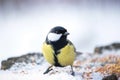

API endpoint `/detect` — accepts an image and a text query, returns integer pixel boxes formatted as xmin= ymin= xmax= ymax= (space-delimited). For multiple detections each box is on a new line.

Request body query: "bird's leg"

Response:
xmin=43 ymin=65 xmax=53 ymax=74
xmin=71 ymin=65 xmax=75 ymax=76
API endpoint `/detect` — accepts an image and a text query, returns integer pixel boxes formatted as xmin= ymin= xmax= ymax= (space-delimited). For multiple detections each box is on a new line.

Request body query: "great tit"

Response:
xmin=42 ymin=26 xmax=76 ymax=75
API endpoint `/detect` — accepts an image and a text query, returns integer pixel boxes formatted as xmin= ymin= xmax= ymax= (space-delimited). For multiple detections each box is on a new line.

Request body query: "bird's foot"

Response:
xmin=43 ymin=66 xmax=53 ymax=74
xmin=71 ymin=65 xmax=75 ymax=76
xmin=71 ymin=71 xmax=75 ymax=76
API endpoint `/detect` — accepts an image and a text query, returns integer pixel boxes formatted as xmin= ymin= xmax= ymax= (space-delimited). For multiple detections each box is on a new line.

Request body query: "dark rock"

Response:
xmin=94 ymin=46 xmax=104 ymax=54
xmin=1 ymin=53 xmax=43 ymax=70
xmin=102 ymin=74 xmax=118 ymax=80
xmin=94 ymin=42 xmax=120 ymax=54
xmin=112 ymin=43 xmax=120 ymax=50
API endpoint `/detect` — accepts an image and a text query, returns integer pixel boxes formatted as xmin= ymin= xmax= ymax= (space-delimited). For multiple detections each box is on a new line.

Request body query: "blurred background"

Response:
xmin=0 ymin=0 xmax=120 ymax=61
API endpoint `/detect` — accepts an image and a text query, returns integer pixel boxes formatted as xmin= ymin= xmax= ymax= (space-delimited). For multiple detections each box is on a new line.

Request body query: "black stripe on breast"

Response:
xmin=46 ymin=38 xmax=68 ymax=67
xmin=53 ymin=54 xmax=63 ymax=67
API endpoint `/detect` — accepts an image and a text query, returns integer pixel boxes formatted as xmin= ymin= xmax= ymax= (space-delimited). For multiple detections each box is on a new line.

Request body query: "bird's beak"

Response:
xmin=64 ymin=32 xmax=70 ymax=35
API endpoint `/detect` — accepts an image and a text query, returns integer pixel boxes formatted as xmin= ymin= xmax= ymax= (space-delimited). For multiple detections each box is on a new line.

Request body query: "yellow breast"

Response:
xmin=42 ymin=42 xmax=76 ymax=66
xmin=42 ymin=42 xmax=55 ymax=65
xmin=57 ymin=43 xmax=76 ymax=66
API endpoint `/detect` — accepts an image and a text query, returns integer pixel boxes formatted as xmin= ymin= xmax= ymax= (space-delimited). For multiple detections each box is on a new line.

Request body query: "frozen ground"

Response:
xmin=0 ymin=70 xmax=103 ymax=80
xmin=0 ymin=50 xmax=120 ymax=80
xmin=0 ymin=57 xmax=100 ymax=80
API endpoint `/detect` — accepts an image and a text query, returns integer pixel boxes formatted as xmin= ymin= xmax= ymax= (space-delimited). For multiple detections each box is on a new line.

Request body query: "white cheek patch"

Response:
xmin=47 ymin=33 xmax=62 ymax=41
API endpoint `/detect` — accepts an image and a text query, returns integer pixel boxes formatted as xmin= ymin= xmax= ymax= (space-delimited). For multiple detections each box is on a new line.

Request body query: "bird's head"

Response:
xmin=47 ymin=26 xmax=69 ymax=42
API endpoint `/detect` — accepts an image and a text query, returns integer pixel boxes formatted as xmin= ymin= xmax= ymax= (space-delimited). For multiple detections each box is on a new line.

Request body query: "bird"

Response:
xmin=42 ymin=26 xmax=76 ymax=75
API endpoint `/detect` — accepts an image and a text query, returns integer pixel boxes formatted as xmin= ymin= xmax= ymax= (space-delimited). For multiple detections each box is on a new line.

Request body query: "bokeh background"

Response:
xmin=0 ymin=0 xmax=120 ymax=61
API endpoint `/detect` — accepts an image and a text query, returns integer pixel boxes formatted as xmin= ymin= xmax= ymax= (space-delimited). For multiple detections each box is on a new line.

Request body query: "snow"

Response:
xmin=0 ymin=70 xmax=76 ymax=80
xmin=91 ymin=72 xmax=103 ymax=80
xmin=0 ymin=65 xmax=99 ymax=80
xmin=0 ymin=64 xmax=78 ymax=80
xmin=0 ymin=50 xmax=120 ymax=80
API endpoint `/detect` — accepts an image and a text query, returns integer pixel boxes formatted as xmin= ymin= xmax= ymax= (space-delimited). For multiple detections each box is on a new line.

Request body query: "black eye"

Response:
xmin=55 ymin=31 xmax=59 ymax=34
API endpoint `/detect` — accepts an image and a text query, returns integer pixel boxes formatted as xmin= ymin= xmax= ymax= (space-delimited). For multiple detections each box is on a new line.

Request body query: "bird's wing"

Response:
xmin=67 ymin=40 xmax=76 ymax=52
